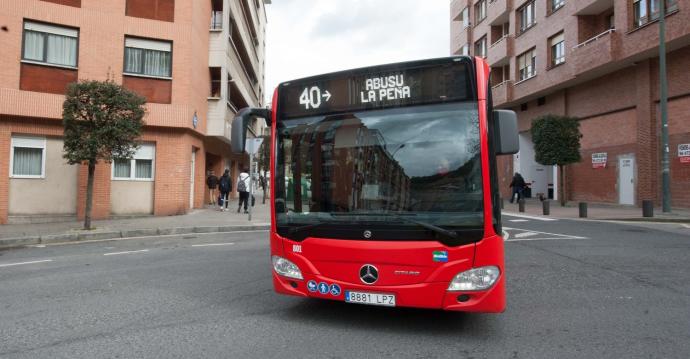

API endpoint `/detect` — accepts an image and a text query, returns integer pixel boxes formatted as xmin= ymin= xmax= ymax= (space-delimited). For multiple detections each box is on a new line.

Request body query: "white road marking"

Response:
xmin=0 ymin=259 xmax=53 ymax=268
xmin=503 ymin=212 xmax=558 ymax=221
xmin=503 ymin=227 xmax=587 ymax=241
xmin=191 ymin=243 xmax=235 ymax=247
xmin=682 ymin=224 xmax=690 ymax=229
xmin=103 ymin=249 xmax=150 ymax=256
xmin=508 ymin=219 xmax=529 ymax=222
xmin=513 ymin=231 xmax=539 ymax=238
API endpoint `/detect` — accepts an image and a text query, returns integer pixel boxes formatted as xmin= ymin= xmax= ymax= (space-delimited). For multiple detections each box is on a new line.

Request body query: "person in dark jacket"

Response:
xmin=509 ymin=172 xmax=526 ymax=203
xmin=218 ymin=169 xmax=232 ymax=211
xmin=206 ymin=170 xmax=219 ymax=205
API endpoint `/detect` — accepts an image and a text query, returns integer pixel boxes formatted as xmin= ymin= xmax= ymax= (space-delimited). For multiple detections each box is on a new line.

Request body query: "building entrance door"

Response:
xmin=190 ymin=149 xmax=196 ymax=209
xmin=618 ymin=157 xmax=634 ymax=205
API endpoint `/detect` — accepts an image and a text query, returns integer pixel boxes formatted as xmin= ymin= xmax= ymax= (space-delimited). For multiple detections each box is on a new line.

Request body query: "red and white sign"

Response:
xmin=679 ymin=144 xmax=690 ymax=164
xmin=592 ymin=152 xmax=607 ymax=169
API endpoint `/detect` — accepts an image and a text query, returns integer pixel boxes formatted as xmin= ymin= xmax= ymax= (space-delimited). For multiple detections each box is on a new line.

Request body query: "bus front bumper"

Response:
xmin=272 ymin=271 xmax=506 ymax=313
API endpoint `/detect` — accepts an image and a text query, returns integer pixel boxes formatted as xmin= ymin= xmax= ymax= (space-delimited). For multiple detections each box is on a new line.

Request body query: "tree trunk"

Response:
xmin=559 ymin=164 xmax=566 ymax=207
xmin=84 ymin=160 xmax=96 ymax=230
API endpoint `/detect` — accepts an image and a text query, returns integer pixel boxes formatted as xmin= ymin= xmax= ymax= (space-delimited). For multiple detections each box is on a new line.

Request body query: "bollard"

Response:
xmin=542 ymin=200 xmax=550 ymax=215
xmin=579 ymin=202 xmax=588 ymax=218
xmin=642 ymin=200 xmax=654 ymax=217
xmin=518 ymin=199 xmax=526 ymax=212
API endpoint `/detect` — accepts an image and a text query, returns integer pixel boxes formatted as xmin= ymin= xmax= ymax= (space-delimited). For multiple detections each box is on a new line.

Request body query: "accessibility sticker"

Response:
xmin=318 ymin=282 xmax=329 ymax=295
xmin=307 ymin=280 xmax=318 ymax=292
xmin=432 ymin=250 xmax=448 ymax=262
xmin=329 ymin=284 xmax=342 ymax=296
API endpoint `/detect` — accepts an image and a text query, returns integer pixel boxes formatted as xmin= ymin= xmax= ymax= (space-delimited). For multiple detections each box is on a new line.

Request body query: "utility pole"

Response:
xmin=659 ymin=0 xmax=671 ymax=212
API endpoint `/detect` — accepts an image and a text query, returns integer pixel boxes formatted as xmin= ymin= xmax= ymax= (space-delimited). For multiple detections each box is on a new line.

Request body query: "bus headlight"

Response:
xmin=447 ymin=266 xmax=500 ymax=291
xmin=272 ymin=256 xmax=303 ymax=280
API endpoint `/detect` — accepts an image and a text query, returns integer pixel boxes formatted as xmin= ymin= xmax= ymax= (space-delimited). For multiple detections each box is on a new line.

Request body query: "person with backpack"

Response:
xmin=206 ymin=170 xmax=219 ymax=206
xmin=237 ymin=168 xmax=250 ymax=213
xmin=218 ymin=169 xmax=232 ymax=211
xmin=509 ymin=172 xmax=526 ymax=203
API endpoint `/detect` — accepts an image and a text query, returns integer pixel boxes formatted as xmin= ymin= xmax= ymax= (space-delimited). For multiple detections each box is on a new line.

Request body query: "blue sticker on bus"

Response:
xmin=307 ymin=280 xmax=318 ymax=292
xmin=329 ymin=284 xmax=341 ymax=296
xmin=433 ymin=250 xmax=448 ymax=262
xmin=318 ymin=282 xmax=329 ymax=294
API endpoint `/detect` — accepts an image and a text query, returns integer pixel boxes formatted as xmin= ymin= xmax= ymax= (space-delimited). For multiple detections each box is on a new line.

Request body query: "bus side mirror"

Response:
xmin=231 ymin=107 xmax=272 ymax=154
xmin=493 ymin=109 xmax=519 ymax=155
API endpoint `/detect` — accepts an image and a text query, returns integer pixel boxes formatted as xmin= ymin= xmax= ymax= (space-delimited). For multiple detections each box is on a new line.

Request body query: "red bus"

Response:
xmin=232 ymin=56 xmax=518 ymax=312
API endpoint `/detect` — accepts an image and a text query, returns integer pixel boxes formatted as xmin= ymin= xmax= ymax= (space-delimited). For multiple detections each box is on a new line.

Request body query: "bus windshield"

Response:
xmin=275 ymin=102 xmax=483 ymax=240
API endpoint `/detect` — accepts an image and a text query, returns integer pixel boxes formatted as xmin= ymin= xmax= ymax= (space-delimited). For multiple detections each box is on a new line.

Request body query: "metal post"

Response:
xmin=248 ymin=152 xmax=253 ymax=221
xmin=642 ymin=200 xmax=654 ymax=218
xmin=518 ymin=199 xmax=525 ymax=212
xmin=660 ymin=0 xmax=671 ymax=212
xmin=578 ymin=202 xmax=588 ymax=218
xmin=542 ymin=200 xmax=550 ymax=216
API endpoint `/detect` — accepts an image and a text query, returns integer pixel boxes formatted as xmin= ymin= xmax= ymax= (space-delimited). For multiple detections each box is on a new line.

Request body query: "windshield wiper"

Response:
xmin=334 ymin=213 xmax=459 ymax=241
xmin=288 ymin=221 xmax=332 ymax=235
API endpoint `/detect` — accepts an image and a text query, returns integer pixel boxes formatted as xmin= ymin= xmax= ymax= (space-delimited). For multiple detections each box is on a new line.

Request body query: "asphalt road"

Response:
xmin=0 ymin=217 xmax=689 ymax=359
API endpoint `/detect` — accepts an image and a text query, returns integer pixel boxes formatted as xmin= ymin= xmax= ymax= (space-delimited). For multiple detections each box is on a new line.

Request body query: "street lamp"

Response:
xmin=659 ymin=0 xmax=671 ymax=212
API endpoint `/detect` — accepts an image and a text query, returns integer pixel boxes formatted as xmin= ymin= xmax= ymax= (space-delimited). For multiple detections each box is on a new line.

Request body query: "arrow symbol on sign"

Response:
xmin=322 ymin=90 xmax=331 ymax=102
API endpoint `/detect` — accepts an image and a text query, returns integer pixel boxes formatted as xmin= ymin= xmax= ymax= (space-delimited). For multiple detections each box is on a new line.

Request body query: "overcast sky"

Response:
xmin=264 ymin=0 xmax=450 ymax=104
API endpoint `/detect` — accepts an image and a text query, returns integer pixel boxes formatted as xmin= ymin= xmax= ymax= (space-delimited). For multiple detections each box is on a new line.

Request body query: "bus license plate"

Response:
xmin=345 ymin=291 xmax=396 ymax=307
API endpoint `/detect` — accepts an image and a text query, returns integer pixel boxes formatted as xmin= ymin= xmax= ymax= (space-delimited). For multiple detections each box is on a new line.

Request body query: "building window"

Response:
xmin=474 ymin=36 xmax=487 ymax=58
xmin=461 ymin=7 xmax=470 ymax=28
xmin=113 ymin=144 xmax=155 ymax=181
xmin=518 ymin=1 xmax=536 ymax=34
xmin=461 ymin=43 xmax=470 ymax=56
xmin=634 ymin=0 xmax=677 ymax=28
xmin=124 ymin=37 xmax=172 ymax=78
xmin=211 ymin=0 xmax=222 ymax=30
xmin=549 ymin=32 xmax=565 ymax=67
xmin=517 ymin=48 xmax=536 ymax=81
xmin=209 ymin=67 xmax=221 ymax=98
xmin=10 ymin=136 xmax=46 ymax=178
xmin=22 ymin=21 xmax=78 ymax=68
xmin=475 ymin=0 xmax=487 ymax=24
xmin=550 ymin=0 xmax=565 ymax=13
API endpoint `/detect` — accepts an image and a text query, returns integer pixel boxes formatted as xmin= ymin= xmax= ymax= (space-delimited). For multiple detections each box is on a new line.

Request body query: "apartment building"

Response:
xmin=451 ymin=0 xmax=690 ymax=207
xmin=0 ymin=0 xmax=268 ymax=224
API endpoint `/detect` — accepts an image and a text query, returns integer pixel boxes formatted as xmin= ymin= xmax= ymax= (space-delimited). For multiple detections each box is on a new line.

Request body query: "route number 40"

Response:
xmin=300 ymin=86 xmax=322 ymax=110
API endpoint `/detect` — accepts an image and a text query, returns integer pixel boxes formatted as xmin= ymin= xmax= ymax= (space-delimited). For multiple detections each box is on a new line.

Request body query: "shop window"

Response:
xmin=11 ymin=136 xmax=46 ymax=178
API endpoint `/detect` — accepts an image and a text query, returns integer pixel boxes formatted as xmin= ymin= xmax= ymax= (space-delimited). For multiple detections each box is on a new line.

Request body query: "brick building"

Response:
xmin=0 ymin=0 xmax=268 ymax=224
xmin=450 ymin=0 xmax=690 ymax=207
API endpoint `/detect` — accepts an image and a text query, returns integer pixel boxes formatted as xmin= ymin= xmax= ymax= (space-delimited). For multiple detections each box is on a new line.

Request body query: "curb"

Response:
xmin=0 ymin=224 xmax=270 ymax=250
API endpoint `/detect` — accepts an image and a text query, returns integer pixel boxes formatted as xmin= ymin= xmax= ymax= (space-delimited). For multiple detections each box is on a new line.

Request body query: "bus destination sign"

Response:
xmin=279 ymin=60 xmax=472 ymax=118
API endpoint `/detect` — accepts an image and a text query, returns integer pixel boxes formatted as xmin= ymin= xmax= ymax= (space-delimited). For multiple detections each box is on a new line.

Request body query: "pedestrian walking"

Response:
xmin=509 ymin=172 xmax=526 ymax=203
xmin=218 ymin=169 xmax=232 ymax=211
xmin=206 ymin=170 xmax=218 ymax=205
xmin=237 ymin=168 xmax=250 ymax=213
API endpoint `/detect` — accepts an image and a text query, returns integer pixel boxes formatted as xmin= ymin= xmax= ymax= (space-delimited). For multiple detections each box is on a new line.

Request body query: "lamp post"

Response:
xmin=659 ymin=0 xmax=671 ymax=212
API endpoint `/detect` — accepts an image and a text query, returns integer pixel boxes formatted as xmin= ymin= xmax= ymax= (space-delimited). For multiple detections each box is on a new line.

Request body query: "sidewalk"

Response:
xmin=503 ymin=199 xmax=690 ymax=222
xmin=0 ymin=198 xmax=271 ymax=248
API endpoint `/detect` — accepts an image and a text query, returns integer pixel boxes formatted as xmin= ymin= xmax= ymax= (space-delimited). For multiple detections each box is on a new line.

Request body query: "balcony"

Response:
xmin=451 ymin=26 xmax=472 ymax=55
xmin=487 ymin=0 xmax=511 ymax=25
xmin=571 ymin=29 xmax=619 ymax=75
xmin=451 ymin=0 xmax=467 ymax=21
xmin=488 ymin=35 xmax=513 ymax=66
xmin=491 ymin=80 xmax=513 ymax=106
xmin=573 ymin=0 xmax=613 ymax=15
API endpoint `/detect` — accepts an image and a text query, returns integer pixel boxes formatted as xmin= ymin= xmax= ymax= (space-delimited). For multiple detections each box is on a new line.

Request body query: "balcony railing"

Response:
xmin=573 ymin=29 xmax=614 ymax=50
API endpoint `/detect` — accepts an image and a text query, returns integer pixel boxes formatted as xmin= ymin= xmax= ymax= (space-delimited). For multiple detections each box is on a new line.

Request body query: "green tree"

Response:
xmin=62 ymin=80 xmax=146 ymax=229
xmin=530 ymin=115 xmax=582 ymax=206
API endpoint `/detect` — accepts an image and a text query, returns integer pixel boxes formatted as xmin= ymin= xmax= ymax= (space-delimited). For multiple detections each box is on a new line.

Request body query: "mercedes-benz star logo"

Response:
xmin=359 ymin=264 xmax=379 ymax=284
xmin=363 ymin=230 xmax=372 ymax=239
